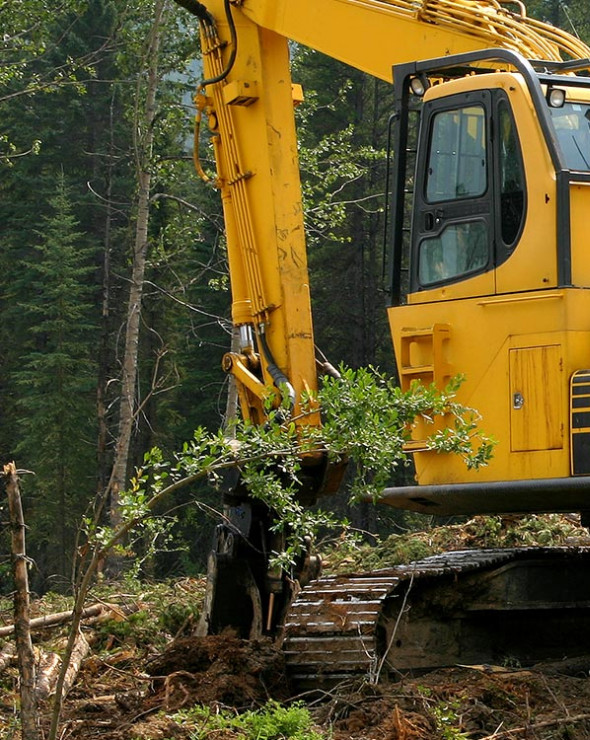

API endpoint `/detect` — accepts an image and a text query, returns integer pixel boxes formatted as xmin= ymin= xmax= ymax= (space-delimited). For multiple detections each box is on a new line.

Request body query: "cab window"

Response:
xmin=419 ymin=220 xmax=488 ymax=285
xmin=550 ymin=102 xmax=590 ymax=170
xmin=426 ymin=105 xmax=487 ymax=202
xmin=498 ymin=100 xmax=525 ymax=246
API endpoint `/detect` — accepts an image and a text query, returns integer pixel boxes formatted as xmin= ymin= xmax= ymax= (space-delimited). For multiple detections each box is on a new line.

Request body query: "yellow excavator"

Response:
xmin=174 ymin=0 xmax=590 ymax=687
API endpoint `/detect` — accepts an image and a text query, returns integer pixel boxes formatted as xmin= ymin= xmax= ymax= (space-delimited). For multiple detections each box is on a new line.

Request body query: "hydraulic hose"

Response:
xmin=171 ymin=0 xmax=214 ymax=24
xmin=171 ymin=0 xmax=237 ymax=85
xmin=258 ymin=330 xmax=296 ymax=413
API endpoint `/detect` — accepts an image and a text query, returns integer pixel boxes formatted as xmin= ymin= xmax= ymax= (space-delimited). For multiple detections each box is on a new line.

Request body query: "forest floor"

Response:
xmin=3 ymin=515 xmax=590 ymax=740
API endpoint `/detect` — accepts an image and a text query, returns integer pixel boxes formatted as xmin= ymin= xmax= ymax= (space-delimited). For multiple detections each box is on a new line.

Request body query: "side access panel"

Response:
xmin=509 ymin=345 xmax=563 ymax=452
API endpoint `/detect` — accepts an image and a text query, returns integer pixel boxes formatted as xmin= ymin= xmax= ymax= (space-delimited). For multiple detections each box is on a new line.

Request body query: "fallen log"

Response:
xmin=34 ymin=652 xmax=60 ymax=701
xmin=0 ymin=602 xmax=137 ymax=637
xmin=61 ymin=631 xmax=91 ymax=698
xmin=34 ymin=632 xmax=90 ymax=701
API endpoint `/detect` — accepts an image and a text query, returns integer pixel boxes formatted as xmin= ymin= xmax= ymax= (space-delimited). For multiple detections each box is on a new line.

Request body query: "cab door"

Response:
xmin=411 ymin=90 xmax=495 ymax=296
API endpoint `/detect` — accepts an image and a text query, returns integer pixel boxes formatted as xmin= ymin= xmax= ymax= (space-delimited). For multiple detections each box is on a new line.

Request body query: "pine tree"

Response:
xmin=14 ymin=173 xmax=97 ymax=583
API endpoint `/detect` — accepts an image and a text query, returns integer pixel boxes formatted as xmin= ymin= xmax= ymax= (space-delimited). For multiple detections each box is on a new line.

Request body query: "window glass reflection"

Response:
xmin=499 ymin=102 xmax=525 ymax=246
xmin=419 ymin=221 xmax=488 ymax=285
xmin=550 ymin=102 xmax=590 ymax=170
xmin=426 ymin=106 xmax=487 ymax=202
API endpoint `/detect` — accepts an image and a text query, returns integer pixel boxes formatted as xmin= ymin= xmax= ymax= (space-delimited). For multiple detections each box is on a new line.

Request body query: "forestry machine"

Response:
xmin=175 ymin=0 xmax=590 ymax=686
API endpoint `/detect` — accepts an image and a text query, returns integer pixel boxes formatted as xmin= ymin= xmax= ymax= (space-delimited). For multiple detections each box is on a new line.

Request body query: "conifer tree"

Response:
xmin=14 ymin=173 xmax=97 ymax=582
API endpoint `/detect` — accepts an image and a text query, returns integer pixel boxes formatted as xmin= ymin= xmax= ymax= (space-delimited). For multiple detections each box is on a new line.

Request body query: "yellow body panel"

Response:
xmin=571 ymin=182 xmax=590 ymax=287
xmin=509 ymin=345 xmax=563 ymax=452
xmin=389 ymin=289 xmax=590 ymax=485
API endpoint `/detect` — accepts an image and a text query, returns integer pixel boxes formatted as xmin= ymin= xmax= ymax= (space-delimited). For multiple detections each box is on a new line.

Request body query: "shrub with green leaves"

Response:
xmin=311 ymin=367 xmax=494 ymax=500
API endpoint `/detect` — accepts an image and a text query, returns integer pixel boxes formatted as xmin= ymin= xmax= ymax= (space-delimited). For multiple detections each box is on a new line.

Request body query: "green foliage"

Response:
xmin=168 ymin=701 xmax=326 ymax=740
xmin=526 ymin=0 xmax=590 ymax=41
xmin=430 ymin=699 xmax=470 ymax=740
xmin=323 ymin=512 xmax=590 ymax=575
xmin=94 ymin=366 xmax=493 ymax=575
xmin=94 ymin=604 xmax=196 ymax=652
xmin=158 ymin=599 xmax=201 ymax=635
xmin=313 ymin=367 xmax=495 ymax=500
xmin=13 ymin=173 xmax=98 ymax=580
xmin=293 ymin=49 xmax=387 ymax=248
xmin=0 ymin=0 xmax=219 ymax=583
xmin=467 ymin=513 xmax=586 ymax=548
xmin=96 ymin=611 xmax=155 ymax=650
xmin=0 ymin=579 xmax=204 ymax=652
xmin=298 ymin=121 xmax=383 ymax=246
xmin=0 ymin=0 xmax=99 ymax=162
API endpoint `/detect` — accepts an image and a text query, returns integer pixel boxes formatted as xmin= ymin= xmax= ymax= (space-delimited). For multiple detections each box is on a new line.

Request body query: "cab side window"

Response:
xmin=498 ymin=101 xmax=525 ymax=246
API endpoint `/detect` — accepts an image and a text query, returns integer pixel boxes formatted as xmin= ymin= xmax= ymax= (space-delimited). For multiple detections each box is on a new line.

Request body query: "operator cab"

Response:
xmin=391 ymin=52 xmax=590 ymax=302
xmin=411 ymin=88 xmax=525 ymax=294
xmin=386 ymin=49 xmax=590 ymax=515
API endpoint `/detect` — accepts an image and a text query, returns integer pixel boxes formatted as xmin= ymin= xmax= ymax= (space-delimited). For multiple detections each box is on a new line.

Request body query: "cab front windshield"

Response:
xmin=550 ymin=101 xmax=590 ymax=170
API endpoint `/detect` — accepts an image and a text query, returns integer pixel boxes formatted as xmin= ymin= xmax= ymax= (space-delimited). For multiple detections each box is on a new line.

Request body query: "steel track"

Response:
xmin=283 ymin=547 xmax=590 ymax=691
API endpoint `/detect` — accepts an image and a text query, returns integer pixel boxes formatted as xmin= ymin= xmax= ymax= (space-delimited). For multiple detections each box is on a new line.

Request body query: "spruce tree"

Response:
xmin=14 ymin=173 xmax=97 ymax=584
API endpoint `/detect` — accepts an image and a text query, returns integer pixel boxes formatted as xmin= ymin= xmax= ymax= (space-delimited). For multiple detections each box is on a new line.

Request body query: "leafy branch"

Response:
xmin=312 ymin=367 xmax=495 ymax=499
xmin=82 ymin=367 xmax=494 ymax=579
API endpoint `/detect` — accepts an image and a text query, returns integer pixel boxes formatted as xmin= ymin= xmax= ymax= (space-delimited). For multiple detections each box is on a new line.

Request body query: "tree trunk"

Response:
xmin=96 ymin=87 xmax=118 ymax=498
xmin=48 ymin=5 xmax=168 ymax=737
xmin=109 ymin=0 xmax=167 ymax=531
xmin=4 ymin=462 xmax=41 ymax=740
xmin=224 ymin=328 xmax=241 ymax=432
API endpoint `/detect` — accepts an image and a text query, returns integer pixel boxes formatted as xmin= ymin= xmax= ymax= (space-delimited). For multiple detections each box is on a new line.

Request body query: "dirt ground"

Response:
xmin=4 ymin=516 xmax=590 ymax=739
xmin=5 ymin=632 xmax=588 ymax=740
